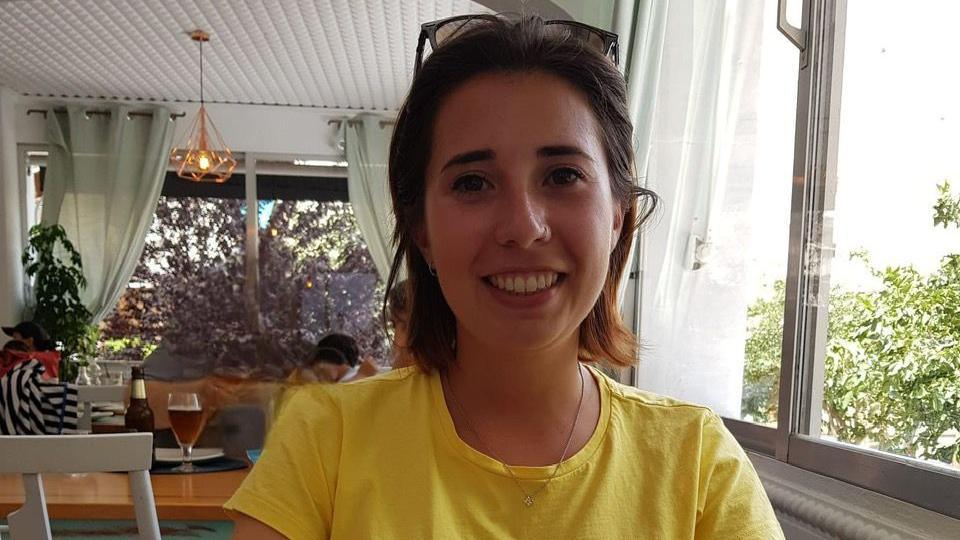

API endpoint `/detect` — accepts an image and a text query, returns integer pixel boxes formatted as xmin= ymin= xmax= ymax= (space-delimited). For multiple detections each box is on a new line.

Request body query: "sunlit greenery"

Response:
xmin=742 ymin=181 xmax=960 ymax=466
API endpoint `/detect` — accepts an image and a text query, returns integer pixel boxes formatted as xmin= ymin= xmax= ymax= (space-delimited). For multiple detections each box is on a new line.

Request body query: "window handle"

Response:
xmin=777 ymin=0 xmax=806 ymax=51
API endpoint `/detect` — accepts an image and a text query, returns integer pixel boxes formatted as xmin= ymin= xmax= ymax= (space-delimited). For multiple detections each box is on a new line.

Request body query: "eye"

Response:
xmin=452 ymin=174 xmax=491 ymax=193
xmin=546 ymin=167 xmax=585 ymax=186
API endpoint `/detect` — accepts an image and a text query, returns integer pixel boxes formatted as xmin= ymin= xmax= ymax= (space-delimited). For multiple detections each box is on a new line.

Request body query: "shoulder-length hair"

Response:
xmin=383 ymin=15 xmax=658 ymax=373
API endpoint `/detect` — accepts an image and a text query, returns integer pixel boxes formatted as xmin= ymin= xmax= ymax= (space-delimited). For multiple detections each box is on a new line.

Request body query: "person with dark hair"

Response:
xmin=2 ymin=321 xmax=54 ymax=352
xmin=228 ymin=14 xmax=782 ymax=539
xmin=307 ymin=332 xmax=361 ymax=383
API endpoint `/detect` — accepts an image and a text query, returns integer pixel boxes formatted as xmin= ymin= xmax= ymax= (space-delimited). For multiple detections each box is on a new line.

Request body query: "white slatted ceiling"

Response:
xmin=0 ymin=0 xmax=488 ymax=110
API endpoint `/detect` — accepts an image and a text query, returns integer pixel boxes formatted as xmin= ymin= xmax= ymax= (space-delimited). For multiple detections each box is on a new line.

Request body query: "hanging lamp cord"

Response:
xmin=199 ymin=37 xmax=204 ymax=105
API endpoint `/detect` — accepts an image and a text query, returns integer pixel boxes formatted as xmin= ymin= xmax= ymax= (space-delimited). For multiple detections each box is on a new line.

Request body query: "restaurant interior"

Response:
xmin=0 ymin=0 xmax=958 ymax=539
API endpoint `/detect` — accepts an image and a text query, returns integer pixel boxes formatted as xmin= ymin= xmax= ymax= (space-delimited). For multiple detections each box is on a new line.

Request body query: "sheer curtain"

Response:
xmin=42 ymin=104 xmax=174 ymax=322
xmin=623 ymin=0 xmax=766 ymax=414
xmin=345 ymin=114 xmax=396 ymax=281
xmin=616 ymin=0 xmax=672 ymax=317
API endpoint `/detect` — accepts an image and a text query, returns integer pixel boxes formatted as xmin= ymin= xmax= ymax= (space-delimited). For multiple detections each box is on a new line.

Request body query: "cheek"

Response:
xmin=424 ymin=198 xmax=485 ymax=265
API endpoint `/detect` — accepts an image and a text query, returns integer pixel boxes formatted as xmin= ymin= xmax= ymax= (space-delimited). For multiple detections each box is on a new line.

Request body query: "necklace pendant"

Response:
xmin=523 ymin=495 xmax=534 ymax=507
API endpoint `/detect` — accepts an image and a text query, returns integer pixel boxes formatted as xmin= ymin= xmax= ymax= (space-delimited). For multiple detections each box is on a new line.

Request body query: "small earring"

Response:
xmin=428 ymin=265 xmax=437 ymax=277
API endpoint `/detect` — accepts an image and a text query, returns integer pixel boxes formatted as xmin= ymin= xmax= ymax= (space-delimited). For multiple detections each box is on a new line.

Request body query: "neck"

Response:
xmin=446 ymin=327 xmax=583 ymax=419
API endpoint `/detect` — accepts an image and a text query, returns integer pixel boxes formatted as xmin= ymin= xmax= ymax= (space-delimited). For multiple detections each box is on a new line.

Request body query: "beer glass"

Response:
xmin=167 ymin=392 xmax=206 ymax=473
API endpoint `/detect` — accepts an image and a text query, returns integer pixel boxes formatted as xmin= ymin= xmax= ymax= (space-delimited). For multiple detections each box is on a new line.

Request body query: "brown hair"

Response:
xmin=384 ymin=15 xmax=658 ymax=372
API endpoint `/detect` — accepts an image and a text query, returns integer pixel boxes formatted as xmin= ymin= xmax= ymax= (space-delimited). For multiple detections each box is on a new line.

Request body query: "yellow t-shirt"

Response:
xmin=225 ymin=365 xmax=784 ymax=539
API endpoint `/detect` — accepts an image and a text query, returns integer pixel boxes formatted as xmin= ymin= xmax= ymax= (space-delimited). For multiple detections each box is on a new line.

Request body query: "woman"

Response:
xmin=227 ymin=15 xmax=783 ymax=539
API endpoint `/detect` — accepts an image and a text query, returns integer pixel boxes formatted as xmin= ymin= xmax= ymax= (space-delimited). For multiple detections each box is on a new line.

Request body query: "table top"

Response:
xmin=0 ymin=469 xmax=247 ymax=520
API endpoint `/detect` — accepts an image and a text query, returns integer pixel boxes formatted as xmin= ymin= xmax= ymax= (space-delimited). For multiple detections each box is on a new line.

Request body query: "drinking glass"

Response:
xmin=167 ymin=392 xmax=206 ymax=473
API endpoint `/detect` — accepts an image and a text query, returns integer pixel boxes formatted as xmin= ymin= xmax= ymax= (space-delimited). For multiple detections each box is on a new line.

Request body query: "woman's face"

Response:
xmin=419 ymin=71 xmax=623 ymax=354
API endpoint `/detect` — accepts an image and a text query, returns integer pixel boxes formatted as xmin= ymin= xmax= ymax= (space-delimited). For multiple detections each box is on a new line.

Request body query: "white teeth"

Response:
xmin=488 ymin=272 xmax=560 ymax=295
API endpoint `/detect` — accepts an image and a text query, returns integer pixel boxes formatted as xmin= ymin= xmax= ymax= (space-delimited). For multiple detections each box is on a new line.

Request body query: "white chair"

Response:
xmin=0 ymin=433 xmax=160 ymax=540
xmin=75 ymin=384 xmax=127 ymax=432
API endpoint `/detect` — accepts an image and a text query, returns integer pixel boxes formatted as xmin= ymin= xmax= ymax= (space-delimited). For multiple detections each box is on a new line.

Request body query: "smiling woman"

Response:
xmin=225 ymin=14 xmax=784 ymax=540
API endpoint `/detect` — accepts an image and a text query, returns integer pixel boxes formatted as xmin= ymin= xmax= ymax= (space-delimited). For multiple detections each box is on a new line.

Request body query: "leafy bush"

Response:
xmin=21 ymin=224 xmax=97 ymax=381
xmin=742 ymin=181 xmax=960 ymax=465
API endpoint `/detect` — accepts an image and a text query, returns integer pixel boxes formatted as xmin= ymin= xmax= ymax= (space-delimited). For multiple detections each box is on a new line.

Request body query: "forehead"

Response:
xmin=429 ymin=71 xmax=604 ymax=164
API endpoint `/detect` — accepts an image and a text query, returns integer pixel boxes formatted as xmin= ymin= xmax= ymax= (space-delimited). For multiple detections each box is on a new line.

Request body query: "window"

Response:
xmin=809 ymin=1 xmax=959 ymax=470
xmin=736 ymin=0 xmax=959 ymax=518
xmin=635 ymin=0 xmax=960 ymax=518
xmin=99 ymin=167 xmax=388 ymax=380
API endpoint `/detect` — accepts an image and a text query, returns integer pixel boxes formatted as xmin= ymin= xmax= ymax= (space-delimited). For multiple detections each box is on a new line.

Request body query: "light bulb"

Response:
xmin=198 ymin=153 xmax=211 ymax=171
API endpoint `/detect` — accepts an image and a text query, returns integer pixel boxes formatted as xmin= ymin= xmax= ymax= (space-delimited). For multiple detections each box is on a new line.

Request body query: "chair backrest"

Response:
xmin=0 ymin=433 xmax=160 ymax=540
xmin=75 ymin=384 xmax=127 ymax=432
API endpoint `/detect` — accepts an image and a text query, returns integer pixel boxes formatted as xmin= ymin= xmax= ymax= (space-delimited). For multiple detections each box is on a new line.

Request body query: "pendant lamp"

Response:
xmin=170 ymin=30 xmax=237 ymax=183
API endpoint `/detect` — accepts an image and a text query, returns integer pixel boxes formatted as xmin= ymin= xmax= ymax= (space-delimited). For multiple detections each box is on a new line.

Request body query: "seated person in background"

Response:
xmin=297 ymin=332 xmax=376 ymax=384
xmin=2 ymin=321 xmax=55 ymax=352
xmin=1 ymin=332 xmax=60 ymax=380
xmin=386 ymin=279 xmax=414 ymax=368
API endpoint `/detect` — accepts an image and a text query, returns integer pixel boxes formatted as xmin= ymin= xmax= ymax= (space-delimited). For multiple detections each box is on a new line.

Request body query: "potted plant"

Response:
xmin=21 ymin=223 xmax=98 ymax=382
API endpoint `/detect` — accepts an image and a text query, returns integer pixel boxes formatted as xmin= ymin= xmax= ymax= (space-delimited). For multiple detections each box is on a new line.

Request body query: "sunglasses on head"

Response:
xmin=414 ymin=14 xmax=620 ymax=75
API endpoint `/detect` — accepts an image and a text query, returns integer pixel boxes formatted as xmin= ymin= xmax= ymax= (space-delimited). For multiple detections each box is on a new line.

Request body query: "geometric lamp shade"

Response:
xmin=169 ymin=104 xmax=237 ymax=183
xmin=169 ymin=30 xmax=236 ymax=183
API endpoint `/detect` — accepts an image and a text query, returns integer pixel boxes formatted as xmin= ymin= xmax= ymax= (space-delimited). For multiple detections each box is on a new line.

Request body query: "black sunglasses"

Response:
xmin=414 ymin=14 xmax=620 ymax=75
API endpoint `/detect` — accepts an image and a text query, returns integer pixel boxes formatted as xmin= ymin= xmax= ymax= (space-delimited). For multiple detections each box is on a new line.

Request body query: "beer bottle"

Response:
xmin=125 ymin=366 xmax=156 ymax=467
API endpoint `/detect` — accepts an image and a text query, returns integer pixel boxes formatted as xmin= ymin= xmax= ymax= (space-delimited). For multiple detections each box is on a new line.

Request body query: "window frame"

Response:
xmin=719 ymin=0 xmax=960 ymax=518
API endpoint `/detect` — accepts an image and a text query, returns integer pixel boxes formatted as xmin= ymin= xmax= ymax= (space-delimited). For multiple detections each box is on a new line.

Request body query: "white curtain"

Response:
xmin=42 ymin=104 xmax=174 ymax=323
xmin=616 ymin=0 xmax=673 ymax=316
xmin=345 ymin=114 xmax=397 ymax=281
xmin=621 ymin=0 xmax=767 ymax=413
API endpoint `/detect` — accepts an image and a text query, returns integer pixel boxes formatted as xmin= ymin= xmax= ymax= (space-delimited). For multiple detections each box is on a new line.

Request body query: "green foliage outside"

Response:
xmin=742 ymin=181 xmax=960 ymax=466
xmin=21 ymin=224 xmax=98 ymax=381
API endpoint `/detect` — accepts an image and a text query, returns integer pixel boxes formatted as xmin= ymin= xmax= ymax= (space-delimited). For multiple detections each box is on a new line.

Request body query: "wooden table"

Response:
xmin=0 ymin=469 xmax=247 ymax=521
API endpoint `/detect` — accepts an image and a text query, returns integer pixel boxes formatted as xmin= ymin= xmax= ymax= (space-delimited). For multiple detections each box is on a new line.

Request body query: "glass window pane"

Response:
xmin=100 ymin=196 xmax=247 ymax=377
xmin=258 ymin=199 xmax=388 ymax=371
xmin=637 ymin=0 xmax=797 ymax=427
xmin=815 ymin=1 xmax=960 ymax=470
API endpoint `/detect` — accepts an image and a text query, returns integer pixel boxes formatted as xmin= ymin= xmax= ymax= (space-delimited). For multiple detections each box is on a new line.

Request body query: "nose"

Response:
xmin=493 ymin=187 xmax=551 ymax=248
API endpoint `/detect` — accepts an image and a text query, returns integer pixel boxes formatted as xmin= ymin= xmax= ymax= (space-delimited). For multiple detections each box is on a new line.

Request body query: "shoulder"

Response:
xmin=598 ymin=368 xmax=719 ymax=426
xmin=281 ymin=366 xmax=429 ymax=423
xmin=592 ymin=368 xmax=737 ymax=458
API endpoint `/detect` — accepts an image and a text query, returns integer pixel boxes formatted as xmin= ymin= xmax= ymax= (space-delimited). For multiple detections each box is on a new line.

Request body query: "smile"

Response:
xmin=484 ymin=271 xmax=563 ymax=295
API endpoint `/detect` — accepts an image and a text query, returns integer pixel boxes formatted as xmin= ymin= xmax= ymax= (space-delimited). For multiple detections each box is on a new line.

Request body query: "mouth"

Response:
xmin=483 ymin=271 xmax=565 ymax=295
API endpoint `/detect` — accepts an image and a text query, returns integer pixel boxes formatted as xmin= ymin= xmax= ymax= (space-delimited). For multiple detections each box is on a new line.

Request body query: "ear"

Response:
xmin=610 ymin=203 xmax=625 ymax=254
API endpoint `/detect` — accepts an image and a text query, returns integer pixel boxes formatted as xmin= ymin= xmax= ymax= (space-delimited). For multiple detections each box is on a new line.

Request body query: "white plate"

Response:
xmin=155 ymin=447 xmax=225 ymax=463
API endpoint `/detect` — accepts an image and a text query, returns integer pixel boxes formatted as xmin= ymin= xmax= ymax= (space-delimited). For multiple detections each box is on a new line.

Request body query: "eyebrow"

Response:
xmin=441 ymin=145 xmax=594 ymax=172
xmin=536 ymin=145 xmax=594 ymax=162
xmin=441 ymin=149 xmax=495 ymax=172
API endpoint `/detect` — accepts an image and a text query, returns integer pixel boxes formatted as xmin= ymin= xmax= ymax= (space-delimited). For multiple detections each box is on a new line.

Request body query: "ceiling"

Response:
xmin=0 ymin=0 xmax=512 ymax=112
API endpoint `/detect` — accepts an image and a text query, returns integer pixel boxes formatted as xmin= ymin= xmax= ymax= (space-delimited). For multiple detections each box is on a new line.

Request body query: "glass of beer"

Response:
xmin=167 ymin=392 xmax=206 ymax=473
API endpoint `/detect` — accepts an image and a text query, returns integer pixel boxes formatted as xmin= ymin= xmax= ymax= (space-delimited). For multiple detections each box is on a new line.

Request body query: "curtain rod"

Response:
xmin=327 ymin=119 xmax=395 ymax=129
xmin=26 ymin=108 xmax=186 ymax=120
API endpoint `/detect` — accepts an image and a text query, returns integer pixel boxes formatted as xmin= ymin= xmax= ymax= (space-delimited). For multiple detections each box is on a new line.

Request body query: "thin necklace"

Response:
xmin=443 ymin=364 xmax=586 ymax=508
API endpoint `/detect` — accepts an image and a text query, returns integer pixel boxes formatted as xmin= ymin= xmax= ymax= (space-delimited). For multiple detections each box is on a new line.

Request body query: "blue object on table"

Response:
xmin=246 ymin=448 xmax=262 ymax=464
xmin=151 ymin=457 xmax=247 ymax=475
